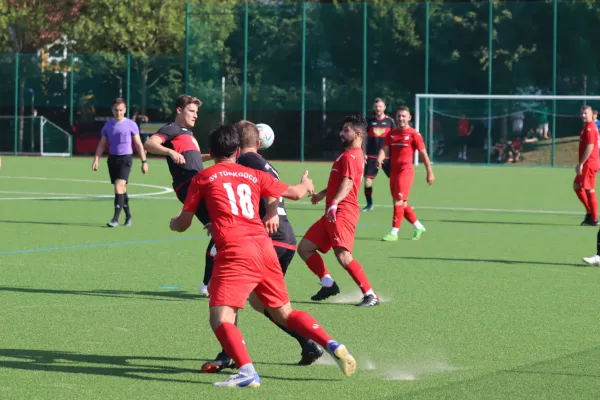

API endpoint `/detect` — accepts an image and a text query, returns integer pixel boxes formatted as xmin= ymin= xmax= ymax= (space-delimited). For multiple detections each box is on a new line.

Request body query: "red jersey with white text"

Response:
xmin=324 ymin=147 xmax=364 ymax=221
xmin=579 ymin=121 xmax=599 ymax=170
xmin=385 ymin=127 xmax=426 ymax=171
xmin=183 ymin=163 xmax=289 ymax=248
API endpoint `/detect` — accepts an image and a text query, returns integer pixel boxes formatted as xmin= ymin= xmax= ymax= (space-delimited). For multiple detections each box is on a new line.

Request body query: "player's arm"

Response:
xmin=132 ymin=134 xmax=148 ymax=174
xmin=417 ymin=143 xmax=435 ymax=185
xmin=263 ymin=196 xmax=280 ymax=235
xmin=92 ymin=136 xmax=108 ymax=171
xmin=376 ymin=145 xmax=389 ymax=168
xmin=578 ymin=143 xmax=595 ymax=174
xmin=144 ymin=134 xmax=185 ymax=164
xmin=281 ymin=171 xmax=314 ymax=200
xmin=170 ymin=177 xmax=203 ymax=232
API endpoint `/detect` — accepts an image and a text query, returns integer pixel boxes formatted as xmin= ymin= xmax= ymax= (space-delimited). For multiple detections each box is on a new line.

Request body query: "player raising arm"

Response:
xmin=377 ymin=106 xmax=434 ymax=241
xmin=298 ymin=115 xmax=379 ymax=307
xmin=169 ymin=125 xmax=356 ymax=388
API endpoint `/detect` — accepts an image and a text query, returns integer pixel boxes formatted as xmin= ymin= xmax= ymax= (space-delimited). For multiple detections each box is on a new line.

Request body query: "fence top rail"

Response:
xmin=416 ymin=94 xmax=600 ymax=101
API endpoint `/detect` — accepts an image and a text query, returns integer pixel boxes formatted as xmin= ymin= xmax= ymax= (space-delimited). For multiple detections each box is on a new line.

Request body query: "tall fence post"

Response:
xmin=13 ymin=53 xmax=19 ymax=156
xmin=300 ymin=1 xmax=307 ymax=162
xmin=69 ymin=53 xmax=74 ymax=128
xmin=424 ymin=1 xmax=430 ymax=160
xmin=487 ymin=0 xmax=493 ymax=165
xmin=126 ymin=54 xmax=131 ymax=117
xmin=243 ymin=0 xmax=249 ymax=120
xmin=185 ymin=2 xmax=190 ymax=95
xmin=552 ymin=0 xmax=557 ymax=167
xmin=362 ymin=1 xmax=367 ymax=117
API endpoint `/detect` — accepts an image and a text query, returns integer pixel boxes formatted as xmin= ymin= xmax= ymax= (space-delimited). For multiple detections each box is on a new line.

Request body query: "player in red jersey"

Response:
xmin=575 ymin=105 xmax=600 ymax=226
xmin=298 ymin=115 xmax=379 ymax=307
xmin=377 ymin=106 xmax=434 ymax=242
xmin=169 ymin=124 xmax=356 ymax=388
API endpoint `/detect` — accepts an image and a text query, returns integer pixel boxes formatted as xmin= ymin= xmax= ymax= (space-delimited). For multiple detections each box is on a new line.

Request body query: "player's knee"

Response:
xmin=574 ymin=184 xmax=581 ymax=191
xmin=365 ymin=178 xmax=373 ymax=187
xmin=334 ymin=248 xmax=353 ymax=268
xmin=297 ymin=238 xmax=317 ymax=261
xmin=114 ymin=180 xmax=126 ymax=194
xmin=209 ymin=306 xmax=237 ymax=331
xmin=266 ymin=303 xmax=293 ymax=326
xmin=393 ymin=198 xmax=404 ymax=206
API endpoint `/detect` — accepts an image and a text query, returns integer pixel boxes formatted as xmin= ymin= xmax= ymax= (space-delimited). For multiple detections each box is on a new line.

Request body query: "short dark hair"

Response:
xmin=112 ymin=98 xmax=126 ymax=106
xmin=374 ymin=97 xmax=385 ymax=104
xmin=174 ymin=94 xmax=202 ymax=112
xmin=397 ymin=105 xmax=410 ymax=113
xmin=209 ymin=124 xmax=240 ymax=158
xmin=234 ymin=120 xmax=259 ymax=149
xmin=343 ymin=114 xmax=368 ymax=135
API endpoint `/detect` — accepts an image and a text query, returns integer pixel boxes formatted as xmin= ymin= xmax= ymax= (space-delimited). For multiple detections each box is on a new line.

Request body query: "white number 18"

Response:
xmin=223 ymin=182 xmax=254 ymax=218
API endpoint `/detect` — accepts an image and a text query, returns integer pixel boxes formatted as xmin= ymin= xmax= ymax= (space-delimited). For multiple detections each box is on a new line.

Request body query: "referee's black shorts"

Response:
xmin=107 ymin=154 xmax=133 ymax=184
xmin=275 ymin=245 xmax=296 ymax=276
xmin=175 ymin=180 xmax=210 ymax=226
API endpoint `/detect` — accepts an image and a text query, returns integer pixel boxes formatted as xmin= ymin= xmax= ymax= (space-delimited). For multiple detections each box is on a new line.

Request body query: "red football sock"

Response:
xmin=576 ymin=188 xmax=591 ymax=213
xmin=393 ymin=205 xmax=405 ymax=228
xmin=305 ymin=253 xmax=329 ymax=279
xmin=214 ymin=322 xmax=252 ymax=368
xmin=404 ymin=204 xmax=418 ymax=224
xmin=345 ymin=260 xmax=372 ymax=294
xmin=286 ymin=310 xmax=333 ymax=349
xmin=588 ymin=191 xmax=598 ymax=221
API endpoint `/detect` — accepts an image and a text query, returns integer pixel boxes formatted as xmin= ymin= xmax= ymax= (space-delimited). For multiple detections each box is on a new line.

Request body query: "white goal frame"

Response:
xmin=413 ymin=94 xmax=600 ymax=165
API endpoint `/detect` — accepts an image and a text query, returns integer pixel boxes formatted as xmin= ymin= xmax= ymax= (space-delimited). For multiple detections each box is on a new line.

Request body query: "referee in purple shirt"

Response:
xmin=92 ymin=98 xmax=148 ymax=227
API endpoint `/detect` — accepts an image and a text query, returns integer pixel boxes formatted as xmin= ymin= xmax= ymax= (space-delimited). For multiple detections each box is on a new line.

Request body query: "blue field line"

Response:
xmin=0 ymin=236 xmax=209 ymax=256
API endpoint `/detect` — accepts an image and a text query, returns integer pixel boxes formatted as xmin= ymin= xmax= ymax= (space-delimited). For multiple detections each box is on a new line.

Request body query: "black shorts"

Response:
xmin=458 ymin=135 xmax=469 ymax=147
xmin=175 ymin=180 xmax=210 ymax=226
xmin=107 ymin=155 xmax=133 ymax=184
xmin=364 ymin=158 xmax=390 ymax=179
xmin=275 ymin=246 xmax=296 ymax=276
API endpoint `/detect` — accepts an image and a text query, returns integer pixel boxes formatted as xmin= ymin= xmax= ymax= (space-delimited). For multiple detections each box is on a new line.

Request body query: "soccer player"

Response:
xmin=200 ymin=120 xmax=323 ymax=373
xmin=574 ymin=105 xmax=599 ymax=226
xmin=362 ymin=98 xmax=395 ymax=211
xmin=297 ymin=115 xmax=379 ymax=307
xmin=144 ymin=95 xmax=214 ymax=295
xmin=378 ymin=106 xmax=434 ymax=241
xmin=92 ymin=98 xmax=148 ymax=227
xmin=593 ymin=110 xmax=600 ymax=132
xmin=169 ymin=124 xmax=356 ymax=388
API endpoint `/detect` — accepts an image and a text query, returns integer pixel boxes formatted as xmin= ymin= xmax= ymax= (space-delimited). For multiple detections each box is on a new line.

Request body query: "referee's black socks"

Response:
xmin=123 ymin=193 xmax=131 ymax=219
xmin=112 ymin=194 xmax=125 ymax=222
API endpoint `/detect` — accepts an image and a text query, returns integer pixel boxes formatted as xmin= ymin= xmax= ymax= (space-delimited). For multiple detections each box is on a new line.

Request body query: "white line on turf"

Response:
xmin=0 ymin=176 xmax=173 ymax=200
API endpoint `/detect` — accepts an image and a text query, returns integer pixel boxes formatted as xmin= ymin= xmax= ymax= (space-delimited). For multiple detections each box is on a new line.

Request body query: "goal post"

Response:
xmin=0 ymin=116 xmax=72 ymax=157
xmin=414 ymin=94 xmax=600 ymax=167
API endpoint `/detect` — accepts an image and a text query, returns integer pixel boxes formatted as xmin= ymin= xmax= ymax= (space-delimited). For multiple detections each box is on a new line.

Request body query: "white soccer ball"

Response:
xmin=257 ymin=123 xmax=275 ymax=150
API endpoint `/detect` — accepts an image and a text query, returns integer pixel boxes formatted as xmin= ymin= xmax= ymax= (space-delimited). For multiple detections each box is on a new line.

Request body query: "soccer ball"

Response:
xmin=257 ymin=123 xmax=275 ymax=150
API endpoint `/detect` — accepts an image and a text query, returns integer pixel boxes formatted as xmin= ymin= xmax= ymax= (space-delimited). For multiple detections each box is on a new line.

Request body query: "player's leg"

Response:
xmin=574 ymin=175 xmax=592 ymax=225
xmin=106 ymin=156 xmax=124 ymax=227
xmin=584 ymin=169 xmax=599 ymax=226
xmin=249 ymin=247 xmax=323 ymax=365
xmin=298 ymin=217 xmax=339 ymax=301
xmin=404 ymin=203 xmax=426 ymax=240
xmin=582 ymin=226 xmax=600 ymax=265
xmin=362 ymin=159 xmax=378 ymax=211
xmin=254 ymin=251 xmax=356 ymax=377
xmin=121 ymin=155 xmax=134 ymax=226
xmin=333 ymin=245 xmax=379 ymax=307
xmin=207 ymin=249 xmax=262 ymax=387
xmin=383 ymin=169 xmax=414 ymax=241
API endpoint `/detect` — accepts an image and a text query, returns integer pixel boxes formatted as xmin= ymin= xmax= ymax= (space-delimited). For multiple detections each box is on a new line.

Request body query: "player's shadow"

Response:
xmin=0 ymin=286 xmax=206 ymax=301
xmin=392 ymin=256 xmax=585 ymax=268
xmin=433 ymin=219 xmax=577 ymax=227
xmin=0 ymin=349 xmax=340 ymax=383
xmin=0 ymin=219 xmax=102 ymax=228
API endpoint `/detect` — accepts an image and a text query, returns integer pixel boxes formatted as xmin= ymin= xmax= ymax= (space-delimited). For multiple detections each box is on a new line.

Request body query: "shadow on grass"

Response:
xmin=391 ymin=256 xmax=585 ymax=268
xmin=0 ymin=286 xmax=206 ymax=302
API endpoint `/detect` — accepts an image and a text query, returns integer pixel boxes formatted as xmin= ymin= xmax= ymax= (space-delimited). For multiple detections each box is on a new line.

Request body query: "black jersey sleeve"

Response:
xmin=237 ymin=152 xmax=268 ymax=171
xmin=155 ymin=124 xmax=180 ymax=142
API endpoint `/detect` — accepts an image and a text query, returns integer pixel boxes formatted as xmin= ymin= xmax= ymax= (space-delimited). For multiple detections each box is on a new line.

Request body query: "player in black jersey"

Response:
xmin=362 ymin=98 xmax=396 ymax=212
xmin=144 ymin=94 xmax=215 ymax=295
xmin=200 ymin=120 xmax=324 ymax=373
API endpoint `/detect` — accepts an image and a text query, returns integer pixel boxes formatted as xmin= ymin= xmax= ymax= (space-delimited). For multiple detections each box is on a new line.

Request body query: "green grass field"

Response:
xmin=1 ymin=156 xmax=599 ymax=399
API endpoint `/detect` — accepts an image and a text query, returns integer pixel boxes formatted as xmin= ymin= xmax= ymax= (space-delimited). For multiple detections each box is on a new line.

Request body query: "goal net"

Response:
xmin=0 ymin=116 xmax=73 ymax=157
xmin=414 ymin=94 xmax=600 ymax=166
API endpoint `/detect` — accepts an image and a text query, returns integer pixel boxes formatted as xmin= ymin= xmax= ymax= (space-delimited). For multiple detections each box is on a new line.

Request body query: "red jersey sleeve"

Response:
xmin=384 ymin=131 xmax=392 ymax=147
xmin=257 ymin=170 xmax=289 ymax=198
xmin=584 ymin=126 xmax=596 ymax=145
xmin=413 ymin=131 xmax=426 ymax=152
xmin=183 ymin=175 xmax=206 ymax=213
xmin=340 ymin=152 xmax=361 ymax=180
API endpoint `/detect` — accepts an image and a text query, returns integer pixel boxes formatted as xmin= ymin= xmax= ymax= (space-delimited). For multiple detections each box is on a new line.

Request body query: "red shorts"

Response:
xmin=209 ymin=237 xmax=289 ymax=309
xmin=303 ymin=215 xmax=357 ymax=254
xmin=390 ymin=168 xmax=415 ymax=200
xmin=574 ymin=165 xmax=598 ymax=190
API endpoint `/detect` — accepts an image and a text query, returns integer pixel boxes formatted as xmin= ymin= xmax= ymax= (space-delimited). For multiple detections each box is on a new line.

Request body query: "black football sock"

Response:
xmin=112 ymin=194 xmax=124 ymax=222
xmin=203 ymin=239 xmax=215 ymax=286
xmin=365 ymin=186 xmax=373 ymax=206
xmin=263 ymin=309 xmax=311 ymax=348
xmin=123 ymin=193 xmax=131 ymax=219
xmin=596 ymin=229 xmax=600 ymax=255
